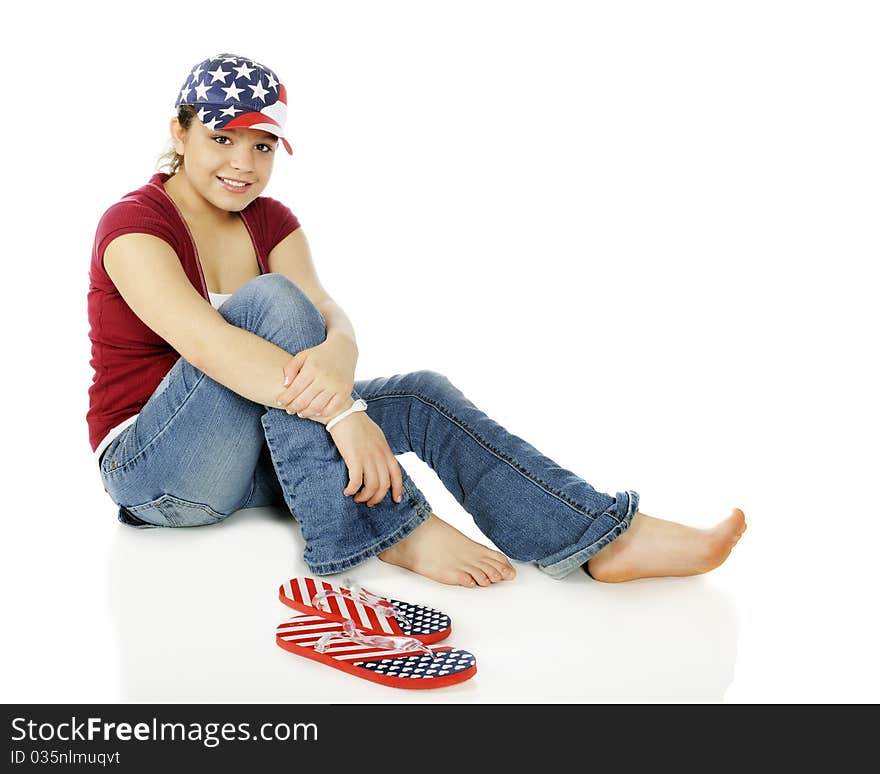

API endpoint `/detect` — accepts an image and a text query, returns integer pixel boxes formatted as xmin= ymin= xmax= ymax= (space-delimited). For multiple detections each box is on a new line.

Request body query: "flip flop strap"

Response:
xmin=310 ymin=580 xmax=413 ymax=629
xmin=313 ymin=619 xmax=437 ymax=661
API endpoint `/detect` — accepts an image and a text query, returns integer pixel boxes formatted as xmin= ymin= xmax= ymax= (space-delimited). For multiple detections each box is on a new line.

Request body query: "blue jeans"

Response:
xmin=98 ymin=274 xmax=639 ymax=579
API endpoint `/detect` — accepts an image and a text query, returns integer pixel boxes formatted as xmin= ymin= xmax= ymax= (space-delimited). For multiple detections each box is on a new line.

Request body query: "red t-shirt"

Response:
xmin=86 ymin=171 xmax=301 ymax=452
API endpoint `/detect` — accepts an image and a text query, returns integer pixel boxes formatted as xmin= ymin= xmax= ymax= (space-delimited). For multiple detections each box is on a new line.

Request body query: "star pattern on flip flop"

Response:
xmin=354 ymin=650 xmax=476 ymax=679
xmin=389 ymin=599 xmax=451 ymax=635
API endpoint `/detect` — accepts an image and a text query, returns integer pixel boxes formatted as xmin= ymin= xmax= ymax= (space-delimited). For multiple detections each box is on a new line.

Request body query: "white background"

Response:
xmin=2 ymin=1 xmax=877 ymax=703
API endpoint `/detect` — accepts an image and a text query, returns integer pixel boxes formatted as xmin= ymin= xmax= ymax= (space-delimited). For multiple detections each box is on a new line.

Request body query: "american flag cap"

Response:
xmin=174 ymin=52 xmax=293 ymax=155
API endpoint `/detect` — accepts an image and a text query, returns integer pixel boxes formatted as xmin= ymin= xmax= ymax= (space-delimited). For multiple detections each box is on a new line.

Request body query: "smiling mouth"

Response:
xmin=217 ymin=176 xmax=253 ymax=189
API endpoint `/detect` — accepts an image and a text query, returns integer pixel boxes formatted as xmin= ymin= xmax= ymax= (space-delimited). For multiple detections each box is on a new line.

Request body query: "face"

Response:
xmin=169 ymin=115 xmax=279 ymax=214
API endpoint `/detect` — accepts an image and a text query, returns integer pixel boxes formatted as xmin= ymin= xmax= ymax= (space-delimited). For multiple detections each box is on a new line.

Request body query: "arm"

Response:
xmin=104 ymin=228 xmax=356 ymax=413
xmin=316 ymin=297 xmax=359 ymax=364
xmin=200 ymin=227 xmax=359 ymax=414
xmin=103 ymin=232 xmax=302 ymax=410
xmin=270 ymin=226 xmax=358 ymax=364
xmin=197 ymin=324 xmax=318 ymax=409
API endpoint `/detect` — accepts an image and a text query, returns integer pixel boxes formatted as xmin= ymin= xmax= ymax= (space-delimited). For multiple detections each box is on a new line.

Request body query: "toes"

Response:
xmin=466 ymin=566 xmax=493 ymax=587
xmin=483 ymin=556 xmax=516 ymax=581
xmin=475 ymin=560 xmax=504 ymax=583
xmin=487 ymin=550 xmax=517 ymax=578
xmin=489 ymin=549 xmax=510 ymax=565
xmin=453 ymin=570 xmax=478 ymax=588
xmin=500 ymin=559 xmax=516 ymax=579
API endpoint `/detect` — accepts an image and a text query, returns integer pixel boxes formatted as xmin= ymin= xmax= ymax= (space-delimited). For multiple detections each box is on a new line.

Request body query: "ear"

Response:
xmin=169 ymin=116 xmax=185 ymax=154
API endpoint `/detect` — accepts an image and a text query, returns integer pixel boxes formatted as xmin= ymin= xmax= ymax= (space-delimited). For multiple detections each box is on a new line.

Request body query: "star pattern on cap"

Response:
xmin=174 ymin=53 xmax=287 ymax=145
xmin=233 ymin=61 xmax=257 ymax=81
xmin=221 ymin=82 xmax=245 ymax=101
xmin=248 ymin=80 xmax=270 ymax=102
xmin=178 ymin=55 xmax=279 ymax=107
xmin=207 ymin=65 xmax=231 ymax=83
xmin=193 ymin=81 xmax=211 ymax=100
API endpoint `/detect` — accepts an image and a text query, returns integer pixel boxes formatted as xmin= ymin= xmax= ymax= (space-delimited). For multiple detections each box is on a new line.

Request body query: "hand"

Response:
xmin=276 ymin=336 xmax=357 ymax=421
xmin=327 ymin=412 xmax=404 ymax=507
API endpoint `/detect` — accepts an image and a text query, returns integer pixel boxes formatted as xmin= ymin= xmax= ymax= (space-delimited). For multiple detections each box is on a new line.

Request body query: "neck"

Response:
xmin=163 ymin=172 xmax=238 ymax=225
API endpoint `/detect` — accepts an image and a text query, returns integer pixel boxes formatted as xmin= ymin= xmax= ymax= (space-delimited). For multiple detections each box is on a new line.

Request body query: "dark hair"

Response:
xmin=156 ymin=104 xmax=198 ymax=175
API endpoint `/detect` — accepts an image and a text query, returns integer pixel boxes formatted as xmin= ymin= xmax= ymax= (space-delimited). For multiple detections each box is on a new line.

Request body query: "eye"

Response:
xmin=212 ymin=135 xmax=274 ymax=153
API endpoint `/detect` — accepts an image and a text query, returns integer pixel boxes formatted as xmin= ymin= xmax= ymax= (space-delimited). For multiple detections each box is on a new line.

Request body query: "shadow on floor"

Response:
xmin=104 ymin=507 xmax=739 ymax=702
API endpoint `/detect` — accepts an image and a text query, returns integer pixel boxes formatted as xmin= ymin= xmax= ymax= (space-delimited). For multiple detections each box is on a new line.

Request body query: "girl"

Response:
xmin=87 ymin=52 xmax=746 ymax=588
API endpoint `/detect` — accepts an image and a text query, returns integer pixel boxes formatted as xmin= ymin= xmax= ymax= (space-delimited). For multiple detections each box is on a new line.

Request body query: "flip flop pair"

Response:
xmin=275 ymin=577 xmax=476 ymax=689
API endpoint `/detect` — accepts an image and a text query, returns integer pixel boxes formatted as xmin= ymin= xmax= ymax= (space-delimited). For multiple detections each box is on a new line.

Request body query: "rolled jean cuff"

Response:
xmin=536 ymin=490 xmax=640 ymax=580
xmin=303 ymin=494 xmax=433 ymax=576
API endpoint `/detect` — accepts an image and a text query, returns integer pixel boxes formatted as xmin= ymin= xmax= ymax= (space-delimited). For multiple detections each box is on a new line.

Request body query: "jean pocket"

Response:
xmin=116 ymin=505 xmax=159 ymax=529
xmin=100 ymin=429 xmax=131 ymax=478
xmin=124 ymin=493 xmax=227 ymax=527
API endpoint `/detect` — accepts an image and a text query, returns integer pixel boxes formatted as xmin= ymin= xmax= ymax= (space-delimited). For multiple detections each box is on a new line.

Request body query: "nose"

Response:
xmin=230 ymin=146 xmax=256 ymax=173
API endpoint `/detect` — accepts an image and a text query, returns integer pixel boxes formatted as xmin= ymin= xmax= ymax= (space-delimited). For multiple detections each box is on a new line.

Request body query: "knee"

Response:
xmin=221 ymin=273 xmax=326 ymax=350
xmin=408 ymin=369 xmax=459 ymax=402
xmin=239 ymin=273 xmax=318 ymax=316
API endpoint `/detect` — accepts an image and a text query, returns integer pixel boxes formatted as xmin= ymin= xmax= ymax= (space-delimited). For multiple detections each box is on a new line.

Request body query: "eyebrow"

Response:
xmin=214 ymin=128 xmax=278 ymax=142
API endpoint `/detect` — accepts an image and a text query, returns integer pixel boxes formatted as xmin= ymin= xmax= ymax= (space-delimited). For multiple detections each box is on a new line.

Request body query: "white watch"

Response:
xmin=325 ymin=398 xmax=368 ymax=432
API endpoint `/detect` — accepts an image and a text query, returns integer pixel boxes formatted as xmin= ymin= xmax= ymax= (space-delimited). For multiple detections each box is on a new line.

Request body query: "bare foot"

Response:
xmin=585 ymin=508 xmax=747 ymax=583
xmin=378 ymin=513 xmax=517 ymax=588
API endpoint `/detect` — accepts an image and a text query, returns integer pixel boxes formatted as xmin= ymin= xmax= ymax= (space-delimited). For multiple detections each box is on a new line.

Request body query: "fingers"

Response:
xmin=354 ymin=462 xmax=391 ymax=507
xmin=389 ymin=458 xmax=404 ymax=505
xmin=276 ymin=355 xmax=310 ymax=405
xmin=309 ymin=392 xmax=336 ymax=417
xmin=343 ymin=463 xmax=364 ymax=497
xmin=347 ymin=457 xmax=402 ymax=507
xmin=295 ymin=390 xmax=334 ymax=419
xmin=278 ymin=375 xmax=316 ymax=412
xmin=352 ymin=461 xmax=378 ymax=504
xmin=280 ymin=358 xmax=304 ymax=390
xmin=285 ymin=382 xmax=322 ymax=415
xmin=335 ymin=425 xmax=404 ymax=508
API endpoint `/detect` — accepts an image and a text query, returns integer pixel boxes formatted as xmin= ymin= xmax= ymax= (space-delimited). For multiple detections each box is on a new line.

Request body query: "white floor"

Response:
xmin=5 ymin=448 xmax=878 ymax=704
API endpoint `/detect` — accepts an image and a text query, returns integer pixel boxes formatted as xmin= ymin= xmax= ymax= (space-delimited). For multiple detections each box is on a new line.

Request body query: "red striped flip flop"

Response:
xmin=279 ymin=577 xmax=452 ymax=645
xmin=275 ymin=613 xmax=477 ymax=689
